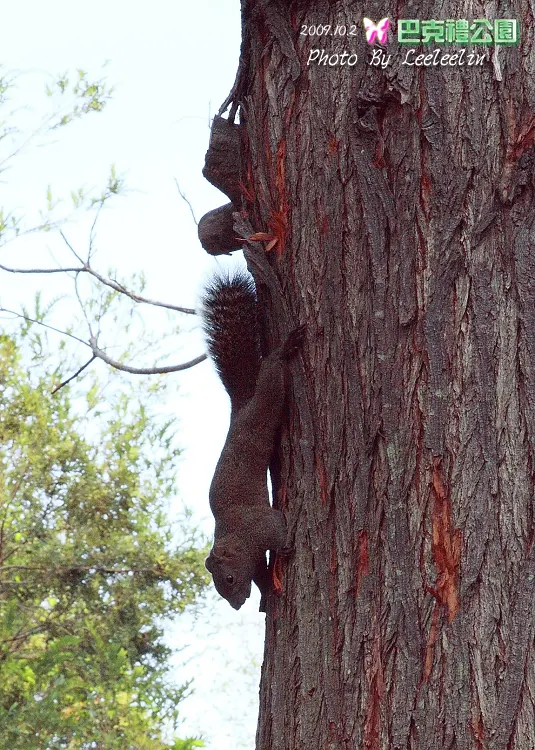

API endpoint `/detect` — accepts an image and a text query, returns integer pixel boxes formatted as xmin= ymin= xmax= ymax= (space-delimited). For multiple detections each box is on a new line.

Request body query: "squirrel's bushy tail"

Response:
xmin=202 ymin=270 xmax=261 ymax=413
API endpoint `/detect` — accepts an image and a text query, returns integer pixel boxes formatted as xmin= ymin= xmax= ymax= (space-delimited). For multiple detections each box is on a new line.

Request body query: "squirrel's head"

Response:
xmin=205 ymin=540 xmax=255 ymax=610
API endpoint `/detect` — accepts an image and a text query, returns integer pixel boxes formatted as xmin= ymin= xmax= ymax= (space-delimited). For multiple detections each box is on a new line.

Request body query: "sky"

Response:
xmin=0 ymin=2 xmax=264 ymax=747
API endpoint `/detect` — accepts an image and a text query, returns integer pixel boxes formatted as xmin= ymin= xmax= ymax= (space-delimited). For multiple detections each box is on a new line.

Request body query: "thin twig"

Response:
xmin=59 ymin=229 xmax=84 ymax=265
xmin=88 ymin=200 xmax=104 ymax=260
xmin=174 ymin=178 xmax=198 ymax=225
xmin=0 ymin=308 xmax=89 ymax=346
xmin=74 ymin=272 xmax=93 ymax=338
xmin=0 ymin=112 xmax=57 ymax=169
xmin=51 ymin=356 xmax=96 ymax=393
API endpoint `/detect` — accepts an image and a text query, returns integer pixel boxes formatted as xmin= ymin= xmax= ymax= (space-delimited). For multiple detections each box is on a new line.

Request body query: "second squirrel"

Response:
xmin=202 ymin=271 xmax=304 ymax=611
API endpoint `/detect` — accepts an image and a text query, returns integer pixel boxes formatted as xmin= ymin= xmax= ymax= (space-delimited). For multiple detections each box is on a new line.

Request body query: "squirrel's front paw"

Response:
xmin=281 ymin=324 xmax=305 ymax=360
xmin=278 ymin=544 xmax=294 ymax=559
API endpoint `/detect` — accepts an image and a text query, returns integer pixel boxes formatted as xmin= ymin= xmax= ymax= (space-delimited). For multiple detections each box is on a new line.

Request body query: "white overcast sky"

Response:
xmin=0 ymin=2 xmax=265 ymax=748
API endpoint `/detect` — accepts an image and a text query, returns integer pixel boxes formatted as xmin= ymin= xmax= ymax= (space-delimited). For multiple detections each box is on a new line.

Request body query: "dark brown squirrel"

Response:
xmin=202 ymin=270 xmax=304 ymax=611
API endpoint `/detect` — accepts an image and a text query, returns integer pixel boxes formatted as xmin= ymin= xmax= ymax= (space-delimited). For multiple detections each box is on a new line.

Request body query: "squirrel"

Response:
xmin=202 ymin=270 xmax=304 ymax=611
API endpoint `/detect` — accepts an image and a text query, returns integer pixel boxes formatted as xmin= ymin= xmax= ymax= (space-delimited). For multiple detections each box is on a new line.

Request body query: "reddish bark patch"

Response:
xmin=431 ymin=457 xmax=461 ymax=621
xmin=279 ymin=483 xmax=287 ymax=510
xmin=515 ymin=114 xmax=535 ymax=154
xmin=471 ymin=707 xmax=486 ymax=749
xmin=273 ymin=555 xmax=284 ymax=594
xmin=372 ymin=140 xmax=386 ymax=169
xmin=363 ymin=631 xmax=384 ymax=749
xmin=328 ymin=134 xmax=339 ymax=154
xmin=238 ymin=177 xmax=254 ymax=203
xmin=267 ymin=138 xmax=288 ymax=257
xmin=355 ymin=529 xmax=369 ymax=596
xmin=267 ymin=209 xmax=287 ymax=256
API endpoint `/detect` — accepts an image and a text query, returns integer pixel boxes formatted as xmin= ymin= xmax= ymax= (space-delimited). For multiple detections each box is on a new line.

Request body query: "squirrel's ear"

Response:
xmin=206 ymin=545 xmax=227 ymax=569
xmin=205 ymin=546 xmax=229 ymax=571
xmin=209 ymin=541 xmax=237 ymax=564
xmin=205 ymin=553 xmax=215 ymax=573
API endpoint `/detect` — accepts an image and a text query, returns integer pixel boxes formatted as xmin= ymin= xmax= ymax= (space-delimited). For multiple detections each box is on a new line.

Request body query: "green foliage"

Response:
xmin=0 ymin=66 xmax=118 ymax=247
xmin=0 ymin=331 xmax=208 ymax=748
xmin=170 ymin=742 xmax=205 ymax=750
xmin=47 ymin=68 xmax=113 ymax=127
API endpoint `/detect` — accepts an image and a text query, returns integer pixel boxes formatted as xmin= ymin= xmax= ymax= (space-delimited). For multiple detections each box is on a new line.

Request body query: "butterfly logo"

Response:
xmin=363 ymin=17 xmax=390 ymax=45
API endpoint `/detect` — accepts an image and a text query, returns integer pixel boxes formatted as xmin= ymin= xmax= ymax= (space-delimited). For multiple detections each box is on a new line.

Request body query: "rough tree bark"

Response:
xmin=215 ymin=1 xmax=535 ymax=748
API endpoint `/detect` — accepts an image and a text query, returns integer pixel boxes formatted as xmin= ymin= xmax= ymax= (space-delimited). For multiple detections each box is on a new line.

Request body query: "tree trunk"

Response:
xmin=227 ymin=2 xmax=535 ymax=748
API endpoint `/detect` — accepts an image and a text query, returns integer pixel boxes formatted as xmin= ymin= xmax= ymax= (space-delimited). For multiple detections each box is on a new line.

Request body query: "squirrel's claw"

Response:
xmin=281 ymin=324 xmax=306 ymax=360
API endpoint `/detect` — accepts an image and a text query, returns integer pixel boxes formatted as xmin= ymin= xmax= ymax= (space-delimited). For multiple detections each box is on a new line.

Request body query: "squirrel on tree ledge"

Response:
xmin=202 ymin=271 xmax=304 ymax=611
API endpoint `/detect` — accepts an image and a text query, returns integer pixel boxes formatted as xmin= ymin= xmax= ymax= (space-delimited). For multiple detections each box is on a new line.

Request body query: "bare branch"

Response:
xmin=51 ymin=356 xmax=96 ymax=393
xmin=0 ymin=308 xmax=206 ymax=377
xmin=0 ymin=262 xmax=82 ymax=274
xmin=0 ymin=626 xmax=48 ymax=647
xmin=1 ymin=235 xmax=198 ymax=315
xmin=80 ymin=262 xmax=197 ymax=314
xmin=89 ymin=336 xmax=206 ymax=374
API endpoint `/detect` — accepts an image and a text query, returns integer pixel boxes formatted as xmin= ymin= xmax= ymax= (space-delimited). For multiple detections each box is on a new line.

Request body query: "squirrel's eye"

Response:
xmin=226 ymin=574 xmax=234 ymax=584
